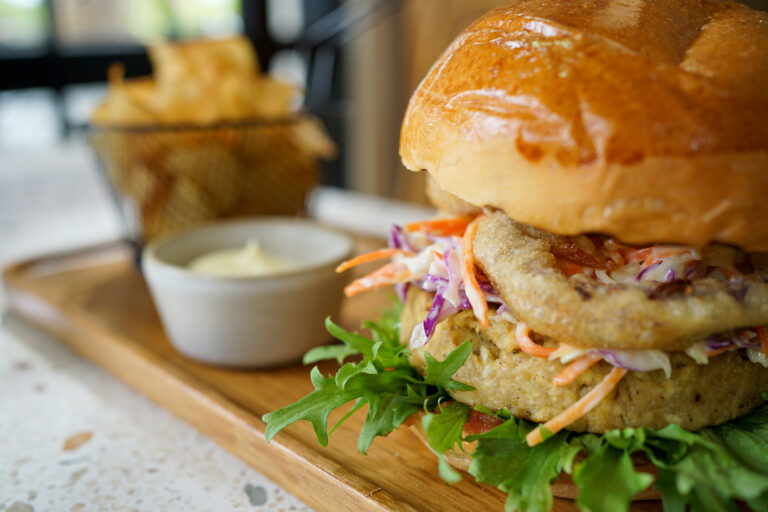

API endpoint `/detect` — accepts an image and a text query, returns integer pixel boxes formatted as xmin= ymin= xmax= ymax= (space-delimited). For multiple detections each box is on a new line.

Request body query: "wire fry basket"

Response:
xmin=89 ymin=115 xmax=336 ymax=245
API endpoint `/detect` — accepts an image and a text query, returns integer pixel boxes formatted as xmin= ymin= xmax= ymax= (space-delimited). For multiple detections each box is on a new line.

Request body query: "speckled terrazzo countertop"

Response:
xmin=0 ymin=314 xmax=311 ymax=512
xmin=0 ymin=145 xmax=312 ymax=512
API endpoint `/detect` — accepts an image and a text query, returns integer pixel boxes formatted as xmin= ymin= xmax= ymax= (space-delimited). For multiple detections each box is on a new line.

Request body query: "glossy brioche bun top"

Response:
xmin=400 ymin=0 xmax=768 ymax=252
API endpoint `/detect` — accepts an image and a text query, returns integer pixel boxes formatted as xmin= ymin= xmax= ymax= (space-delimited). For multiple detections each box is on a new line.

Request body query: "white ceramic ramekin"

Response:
xmin=142 ymin=217 xmax=353 ymax=367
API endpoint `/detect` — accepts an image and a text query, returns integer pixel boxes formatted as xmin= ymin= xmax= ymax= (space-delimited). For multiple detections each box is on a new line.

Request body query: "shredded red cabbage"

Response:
xmin=395 ymin=282 xmax=409 ymax=303
xmin=705 ymin=331 xmax=762 ymax=351
xmin=636 ymin=261 xmax=660 ymax=281
xmin=388 ymin=225 xmax=415 ymax=252
xmin=392 ymin=223 xmax=509 ymax=348
xmin=422 ymin=274 xmax=448 ymax=288
xmin=684 ymin=262 xmax=707 ymax=280
xmin=423 ymin=293 xmax=445 ymax=337
xmin=594 ymin=349 xmax=671 ymax=375
xmin=442 ymin=246 xmax=462 ymax=307
xmin=596 ymin=351 xmax=645 ymax=371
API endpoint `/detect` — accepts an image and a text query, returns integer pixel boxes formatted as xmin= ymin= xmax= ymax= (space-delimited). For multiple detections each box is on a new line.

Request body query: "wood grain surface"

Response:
xmin=3 ymin=242 xmax=662 ymax=512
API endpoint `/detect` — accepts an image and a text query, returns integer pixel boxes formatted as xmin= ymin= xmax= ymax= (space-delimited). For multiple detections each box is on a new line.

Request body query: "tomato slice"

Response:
xmin=463 ymin=409 xmax=504 ymax=435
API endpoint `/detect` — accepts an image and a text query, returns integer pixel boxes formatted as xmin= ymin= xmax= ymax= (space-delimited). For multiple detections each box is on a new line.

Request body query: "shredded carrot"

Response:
xmin=555 ymin=259 xmax=587 ymax=277
xmin=552 ymin=353 xmax=603 ymax=386
xmin=756 ymin=326 xmax=768 ymax=356
xmin=335 ymin=248 xmax=412 ymax=273
xmin=624 ymin=246 xmax=694 ymax=268
xmin=462 ymin=214 xmax=489 ymax=327
xmin=515 ymin=323 xmax=557 ymax=358
xmin=526 ymin=367 xmax=627 ymax=446
xmin=344 ymin=263 xmax=412 ymax=297
xmin=405 ymin=216 xmax=474 ymax=237
xmin=622 ymin=247 xmax=654 ymax=263
xmin=705 ymin=346 xmax=731 ymax=358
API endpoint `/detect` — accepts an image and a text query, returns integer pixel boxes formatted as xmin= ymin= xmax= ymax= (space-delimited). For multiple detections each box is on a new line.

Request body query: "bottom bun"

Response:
xmin=409 ymin=414 xmax=661 ymax=501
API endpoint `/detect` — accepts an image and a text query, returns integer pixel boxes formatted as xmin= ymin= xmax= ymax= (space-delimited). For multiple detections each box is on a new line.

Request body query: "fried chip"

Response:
xmin=89 ymin=36 xmax=336 ymax=242
xmin=92 ymin=36 xmax=301 ymax=125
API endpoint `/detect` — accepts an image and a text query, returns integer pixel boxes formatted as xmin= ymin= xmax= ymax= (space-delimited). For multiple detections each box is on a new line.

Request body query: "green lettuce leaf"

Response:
xmin=421 ymin=401 xmax=470 ymax=483
xmin=466 ymin=418 xmax=534 ymax=487
xmin=422 ymin=341 xmax=474 ymax=392
xmin=263 ymin=364 xmax=415 ymax=448
xmin=573 ymin=443 xmax=654 ymax=512
xmin=264 ymin=305 xmax=768 ymax=512
xmin=262 ymin=307 xmax=473 ymax=455
xmin=302 ymin=343 xmax=358 ymax=365
xmin=654 ymin=468 xmax=687 ymax=512
xmin=500 ymin=432 xmax=575 ymax=512
xmin=463 ymin=415 xmax=577 ymax=512
xmin=639 ymin=407 xmax=768 ymax=510
xmin=358 ymin=394 xmax=419 ymax=453
xmin=424 ymin=341 xmax=474 ymax=391
xmin=748 ymin=492 xmax=768 ymax=512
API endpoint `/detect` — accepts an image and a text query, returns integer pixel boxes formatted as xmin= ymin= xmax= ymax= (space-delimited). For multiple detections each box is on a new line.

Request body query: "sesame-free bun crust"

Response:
xmin=400 ymin=0 xmax=768 ymax=251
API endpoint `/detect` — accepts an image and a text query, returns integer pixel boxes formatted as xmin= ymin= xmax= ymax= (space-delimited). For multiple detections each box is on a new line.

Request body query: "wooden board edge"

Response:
xmin=3 ymin=271 xmax=420 ymax=512
xmin=2 ymin=242 xmax=133 ymax=294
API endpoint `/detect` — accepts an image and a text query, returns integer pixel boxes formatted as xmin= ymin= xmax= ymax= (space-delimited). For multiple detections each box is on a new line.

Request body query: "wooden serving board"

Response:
xmin=3 ymin=242 xmax=660 ymax=512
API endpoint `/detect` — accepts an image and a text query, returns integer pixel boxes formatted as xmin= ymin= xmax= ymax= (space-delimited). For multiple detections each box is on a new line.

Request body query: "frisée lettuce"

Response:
xmin=263 ymin=303 xmax=472 ymax=454
xmin=262 ymin=306 xmax=768 ymax=512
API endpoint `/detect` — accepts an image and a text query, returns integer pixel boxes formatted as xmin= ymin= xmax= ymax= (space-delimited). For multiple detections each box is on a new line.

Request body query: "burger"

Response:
xmin=264 ymin=1 xmax=768 ymax=510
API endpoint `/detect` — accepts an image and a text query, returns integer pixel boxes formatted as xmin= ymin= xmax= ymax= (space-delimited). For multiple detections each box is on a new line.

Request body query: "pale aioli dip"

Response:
xmin=188 ymin=240 xmax=297 ymax=277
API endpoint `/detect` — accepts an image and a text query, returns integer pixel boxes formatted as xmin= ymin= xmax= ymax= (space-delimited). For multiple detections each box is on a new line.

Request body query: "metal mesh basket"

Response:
xmin=89 ymin=116 xmax=335 ymax=244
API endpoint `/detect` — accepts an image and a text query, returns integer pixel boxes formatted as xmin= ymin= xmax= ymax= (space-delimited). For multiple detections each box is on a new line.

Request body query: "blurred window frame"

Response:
xmin=0 ymin=1 xmax=335 ymax=123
